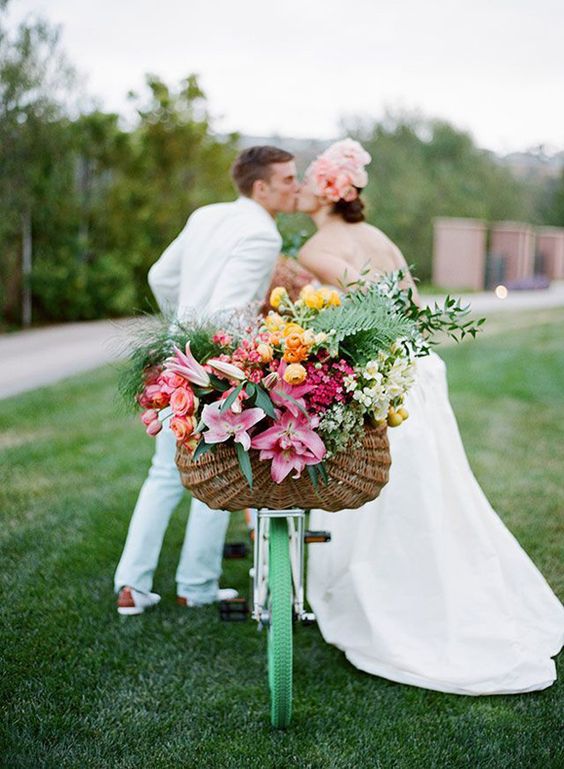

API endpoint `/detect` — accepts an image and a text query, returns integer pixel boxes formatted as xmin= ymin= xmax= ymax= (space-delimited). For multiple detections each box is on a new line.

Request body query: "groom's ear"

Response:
xmin=252 ymin=178 xmax=269 ymax=197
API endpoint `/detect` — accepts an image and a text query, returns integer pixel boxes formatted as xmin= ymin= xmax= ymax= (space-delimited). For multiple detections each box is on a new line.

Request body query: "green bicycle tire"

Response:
xmin=267 ymin=517 xmax=293 ymax=728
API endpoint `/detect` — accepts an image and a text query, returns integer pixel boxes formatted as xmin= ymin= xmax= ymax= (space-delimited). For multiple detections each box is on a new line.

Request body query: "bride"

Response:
xmin=297 ymin=139 xmax=564 ymax=695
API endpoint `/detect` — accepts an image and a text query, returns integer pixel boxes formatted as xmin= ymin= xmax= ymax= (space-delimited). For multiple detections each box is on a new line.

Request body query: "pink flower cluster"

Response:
xmin=303 ymin=359 xmax=354 ymax=415
xmin=227 ymin=334 xmax=272 ymax=384
xmin=138 ymin=346 xmax=201 ymax=447
xmin=136 ymin=341 xmax=333 ymax=485
xmin=306 ymin=138 xmax=372 ymax=203
xmin=212 ymin=331 xmax=232 ymax=347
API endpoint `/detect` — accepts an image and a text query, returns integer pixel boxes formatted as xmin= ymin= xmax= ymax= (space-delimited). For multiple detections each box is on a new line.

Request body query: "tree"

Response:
xmin=0 ymin=4 xmax=75 ymax=326
xmin=103 ymin=74 xmax=239 ymax=311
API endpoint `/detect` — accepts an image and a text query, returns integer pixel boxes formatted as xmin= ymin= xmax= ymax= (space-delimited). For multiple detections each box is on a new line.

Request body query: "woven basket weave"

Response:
xmin=175 ymin=423 xmax=391 ymax=512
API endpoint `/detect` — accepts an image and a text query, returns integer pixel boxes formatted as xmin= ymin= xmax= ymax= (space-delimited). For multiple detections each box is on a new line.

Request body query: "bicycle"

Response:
xmin=250 ymin=508 xmax=330 ymax=729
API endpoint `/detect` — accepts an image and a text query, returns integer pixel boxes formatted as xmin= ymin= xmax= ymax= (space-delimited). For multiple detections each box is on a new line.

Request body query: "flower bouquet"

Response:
xmin=121 ymin=272 xmax=484 ymax=511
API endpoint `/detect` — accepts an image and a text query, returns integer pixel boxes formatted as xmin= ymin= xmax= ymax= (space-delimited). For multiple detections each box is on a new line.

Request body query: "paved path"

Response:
xmin=424 ymin=280 xmax=564 ymax=315
xmin=1 ymin=282 xmax=563 ymax=401
xmin=0 ymin=319 xmax=134 ymax=400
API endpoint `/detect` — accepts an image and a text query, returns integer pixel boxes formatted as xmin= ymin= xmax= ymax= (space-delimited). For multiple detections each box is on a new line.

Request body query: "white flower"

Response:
xmin=371 ymin=402 xmax=390 ymax=422
xmin=303 ymin=330 xmax=316 ymax=345
xmin=364 ymin=360 xmax=381 ymax=381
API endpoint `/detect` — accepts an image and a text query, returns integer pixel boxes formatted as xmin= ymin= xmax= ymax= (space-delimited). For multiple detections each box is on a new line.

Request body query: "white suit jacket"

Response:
xmin=148 ymin=197 xmax=282 ymax=317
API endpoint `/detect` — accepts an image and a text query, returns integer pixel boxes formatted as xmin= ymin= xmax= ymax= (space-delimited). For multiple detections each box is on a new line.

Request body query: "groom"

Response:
xmin=115 ymin=145 xmax=299 ymax=614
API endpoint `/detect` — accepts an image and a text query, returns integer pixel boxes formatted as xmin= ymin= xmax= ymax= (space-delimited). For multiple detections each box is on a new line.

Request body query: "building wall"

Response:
xmin=432 ymin=218 xmax=564 ymax=290
xmin=537 ymin=227 xmax=564 ymax=279
xmin=490 ymin=222 xmax=536 ymax=283
xmin=432 ymin=218 xmax=487 ymax=290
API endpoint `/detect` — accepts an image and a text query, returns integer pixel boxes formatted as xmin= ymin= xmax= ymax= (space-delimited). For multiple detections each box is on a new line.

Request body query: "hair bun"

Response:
xmin=333 ymin=193 xmax=365 ymax=223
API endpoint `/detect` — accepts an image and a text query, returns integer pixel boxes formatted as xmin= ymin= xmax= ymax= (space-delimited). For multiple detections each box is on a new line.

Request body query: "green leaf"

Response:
xmin=209 ymin=374 xmax=230 ymax=392
xmin=275 ymin=389 xmax=308 ymax=417
xmin=194 ymin=418 xmax=205 ymax=433
xmin=192 ymin=437 xmax=215 ymax=462
xmin=318 ymin=461 xmax=329 ymax=486
xmin=255 ymin=386 xmax=277 ymax=419
xmin=220 ymin=383 xmax=244 ymax=413
xmin=307 ymin=464 xmax=319 ymax=492
xmin=235 ymin=442 xmax=253 ymax=489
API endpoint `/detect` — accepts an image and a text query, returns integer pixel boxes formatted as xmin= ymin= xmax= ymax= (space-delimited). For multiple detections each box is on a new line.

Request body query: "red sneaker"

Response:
xmin=117 ymin=586 xmax=161 ymax=616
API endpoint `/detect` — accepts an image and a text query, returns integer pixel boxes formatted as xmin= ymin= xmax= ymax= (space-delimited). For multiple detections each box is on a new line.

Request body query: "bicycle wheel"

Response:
xmin=267 ymin=516 xmax=293 ymax=728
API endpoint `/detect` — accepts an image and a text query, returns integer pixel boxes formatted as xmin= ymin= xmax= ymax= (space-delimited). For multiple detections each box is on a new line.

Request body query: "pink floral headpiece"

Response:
xmin=306 ymin=138 xmax=371 ymax=203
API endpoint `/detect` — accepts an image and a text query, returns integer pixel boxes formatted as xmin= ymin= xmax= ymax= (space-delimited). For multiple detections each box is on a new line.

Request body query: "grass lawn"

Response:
xmin=1 ymin=308 xmax=563 ymax=769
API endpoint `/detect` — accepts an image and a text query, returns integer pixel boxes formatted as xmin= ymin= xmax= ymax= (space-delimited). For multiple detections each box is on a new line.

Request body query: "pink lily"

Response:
xmin=145 ymin=418 xmax=163 ymax=437
xmin=270 ymin=361 xmax=314 ymax=418
xmin=164 ymin=342 xmax=210 ymax=388
xmin=251 ymin=409 xmax=326 ymax=483
xmin=262 ymin=371 xmax=279 ymax=390
xmin=207 ymin=358 xmax=247 ymax=382
xmin=201 ymin=401 xmax=266 ymax=451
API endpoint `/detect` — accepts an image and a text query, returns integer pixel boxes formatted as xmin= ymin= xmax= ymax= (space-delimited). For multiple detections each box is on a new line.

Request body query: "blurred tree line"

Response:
xmin=1 ymin=4 xmax=563 ymax=328
xmin=0 ymin=5 xmax=238 ymax=328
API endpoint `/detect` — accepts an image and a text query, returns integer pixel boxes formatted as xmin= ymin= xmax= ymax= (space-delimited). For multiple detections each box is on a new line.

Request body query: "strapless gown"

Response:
xmin=307 ymin=352 xmax=564 ymax=694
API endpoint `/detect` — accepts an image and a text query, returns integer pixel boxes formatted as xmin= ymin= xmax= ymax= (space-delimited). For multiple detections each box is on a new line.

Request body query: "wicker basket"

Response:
xmin=175 ymin=423 xmax=391 ymax=512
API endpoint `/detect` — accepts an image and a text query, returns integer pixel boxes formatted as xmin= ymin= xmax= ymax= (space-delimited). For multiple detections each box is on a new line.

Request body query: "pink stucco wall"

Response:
xmin=537 ymin=227 xmax=564 ymax=279
xmin=490 ymin=222 xmax=535 ymax=282
xmin=432 ymin=218 xmax=487 ymax=290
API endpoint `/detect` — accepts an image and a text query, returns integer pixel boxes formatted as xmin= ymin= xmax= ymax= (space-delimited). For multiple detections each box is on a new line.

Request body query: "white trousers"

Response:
xmin=114 ymin=424 xmax=230 ymax=603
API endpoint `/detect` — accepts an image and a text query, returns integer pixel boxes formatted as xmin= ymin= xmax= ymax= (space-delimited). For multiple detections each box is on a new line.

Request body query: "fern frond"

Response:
xmin=310 ymin=285 xmax=416 ymax=361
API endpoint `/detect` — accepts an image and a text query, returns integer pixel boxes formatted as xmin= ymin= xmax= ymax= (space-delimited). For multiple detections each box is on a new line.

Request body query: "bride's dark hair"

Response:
xmin=333 ymin=188 xmax=365 ymax=223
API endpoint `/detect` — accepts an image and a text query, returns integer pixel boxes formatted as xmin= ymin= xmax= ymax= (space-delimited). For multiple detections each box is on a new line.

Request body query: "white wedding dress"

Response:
xmin=307 ymin=352 xmax=564 ymax=695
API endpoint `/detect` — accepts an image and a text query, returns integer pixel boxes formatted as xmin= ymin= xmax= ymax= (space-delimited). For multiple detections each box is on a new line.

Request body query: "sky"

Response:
xmin=6 ymin=0 xmax=564 ymax=154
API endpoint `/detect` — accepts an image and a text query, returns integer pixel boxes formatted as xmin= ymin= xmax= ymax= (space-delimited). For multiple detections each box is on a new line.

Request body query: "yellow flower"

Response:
xmin=269 ymin=286 xmax=287 ymax=309
xmin=328 ymin=290 xmax=341 ymax=306
xmin=303 ymin=291 xmax=324 ymax=310
xmin=256 ymin=343 xmax=273 ymax=363
xmin=283 ymin=363 xmax=307 ymax=385
xmin=318 ymin=286 xmax=333 ymax=302
xmin=283 ymin=322 xmax=304 ymax=337
xmin=299 ymin=283 xmax=316 ymax=299
xmin=264 ymin=312 xmax=285 ymax=333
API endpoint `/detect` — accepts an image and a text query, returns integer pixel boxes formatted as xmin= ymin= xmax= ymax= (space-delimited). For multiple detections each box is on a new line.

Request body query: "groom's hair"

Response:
xmin=232 ymin=145 xmax=294 ymax=196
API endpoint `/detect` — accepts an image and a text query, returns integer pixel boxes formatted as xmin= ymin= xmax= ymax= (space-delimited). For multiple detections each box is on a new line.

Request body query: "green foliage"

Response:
xmin=277 ymin=213 xmax=313 ymax=257
xmin=310 ymin=283 xmax=416 ymax=365
xmin=540 ymin=168 xmax=564 ymax=226
xmin=0 ymin=9 xmax=238 ymax=326
xmin=379 ymin=269 xmax=486 ymax=351
xmin=118 ymin=315 xmax=224 ymax=409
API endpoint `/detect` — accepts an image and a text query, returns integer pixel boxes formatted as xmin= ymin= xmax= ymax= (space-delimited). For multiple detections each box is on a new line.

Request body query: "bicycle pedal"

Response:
xmin=304 ymin=530 xmax=331 ymax=544
xmin=219 ymin=597 xmax=249 ymax=622
xmin=223 ymin=542 xmax=248 ymax=559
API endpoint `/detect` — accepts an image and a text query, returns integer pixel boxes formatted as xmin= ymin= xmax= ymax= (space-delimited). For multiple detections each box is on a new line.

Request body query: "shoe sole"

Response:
xmin=177 ymin=593 xmax=239 ymax=608
xmin=117 ymin=606 xmax=145 ymax=616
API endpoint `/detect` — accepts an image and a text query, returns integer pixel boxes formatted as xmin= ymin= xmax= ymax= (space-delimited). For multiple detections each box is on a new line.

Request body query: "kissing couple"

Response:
xmin=115 ymin=141 xmax=563 ymax=696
